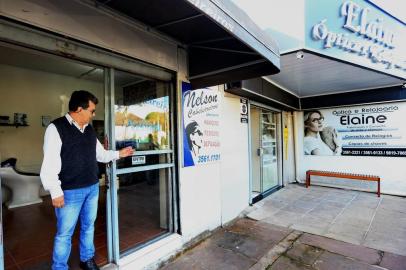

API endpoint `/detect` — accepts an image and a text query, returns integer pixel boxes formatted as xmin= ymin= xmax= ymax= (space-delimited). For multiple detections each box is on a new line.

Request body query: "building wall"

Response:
xmin=220 ymin=92 xmax=250 ymax=224
xmin=178 ymin=158 xmax=223 ymax=237
xmin=0 ymin=0 xmax=179 ymax=72
xmin=0 ymin=64 xmax=104 ymax=172
xmin=177 ymin=90 xmax=250 ymax=236
xmin=0 ymin=2 xmax=261 ymax=268
xmin=295 ymin=110 xmax=406 ymax=196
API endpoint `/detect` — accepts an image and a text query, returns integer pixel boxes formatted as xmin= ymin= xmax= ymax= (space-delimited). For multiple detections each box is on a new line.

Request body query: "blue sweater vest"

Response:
xmin=52 ymin=117 xmax=99 ymax=190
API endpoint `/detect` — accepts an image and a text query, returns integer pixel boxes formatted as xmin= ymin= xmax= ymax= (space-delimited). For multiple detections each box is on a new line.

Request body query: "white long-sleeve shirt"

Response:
xmin=40 ymin=114 xmax=119 ymax=199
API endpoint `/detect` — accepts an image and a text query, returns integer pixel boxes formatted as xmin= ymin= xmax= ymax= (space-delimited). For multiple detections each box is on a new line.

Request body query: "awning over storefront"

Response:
xmin=95 ymin=0 xmax=280 ymax=88
xmin=226 ymin=78 xmax=300 ymax=110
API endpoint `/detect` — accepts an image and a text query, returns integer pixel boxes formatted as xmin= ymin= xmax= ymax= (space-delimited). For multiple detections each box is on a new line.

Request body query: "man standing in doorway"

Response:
xmin=40 ymin=90 xmax=134 ymax=270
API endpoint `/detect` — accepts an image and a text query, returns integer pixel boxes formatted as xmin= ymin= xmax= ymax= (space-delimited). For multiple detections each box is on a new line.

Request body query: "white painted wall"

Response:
xmin=174 ymin=59 xmax=224 ymax=239
xmin=295 ymin=111 xmax=406 ymax=196
xmin=0 ymin=64 xmax=104 ymax=172
xmin=178 ymin=162 xmax=222 ymax=238
xmin=220 ymin=92 xmax=250 ymax=224
xmin=177 ymin=89 xmax=251 ymax=237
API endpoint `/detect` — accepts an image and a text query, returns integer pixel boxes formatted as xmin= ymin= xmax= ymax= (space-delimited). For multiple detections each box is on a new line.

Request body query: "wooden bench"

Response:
xmin=306 ymin=170 xmax=381 ymax=197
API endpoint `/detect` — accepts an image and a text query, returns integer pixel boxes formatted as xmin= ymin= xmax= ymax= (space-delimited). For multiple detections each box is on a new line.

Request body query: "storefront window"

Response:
xmin=114 ymin=73 xmax=173 ymax=170
xmin=117 ymin=169 xmax=172 ymax=253
xmin=113 ymin=70 xmax=175 ymax=254
xmin=114 ymin=85 xmax=170 ymax=151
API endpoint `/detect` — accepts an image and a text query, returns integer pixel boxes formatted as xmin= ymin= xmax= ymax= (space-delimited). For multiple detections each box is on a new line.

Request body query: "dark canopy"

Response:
xmin=96 ymin=0 xmax=280 ymax=88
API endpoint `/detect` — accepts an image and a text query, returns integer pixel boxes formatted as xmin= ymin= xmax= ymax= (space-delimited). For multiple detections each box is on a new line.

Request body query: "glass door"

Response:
xmin=250 ymin=106 xmax=280 ymax=203
xmin=0 ymin=183 xmax=3 ymax=270
xmin=107 ymin=69 xmax=176 ymax=260
xmin=250 ymin=107 xmax=261 ymax=198
xmin=261 ymin=111 xmax=279 ymax=191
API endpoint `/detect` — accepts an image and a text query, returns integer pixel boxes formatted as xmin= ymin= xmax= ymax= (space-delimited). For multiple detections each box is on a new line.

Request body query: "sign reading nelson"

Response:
xmin=182 ymin=82 xmax=221 ymax=167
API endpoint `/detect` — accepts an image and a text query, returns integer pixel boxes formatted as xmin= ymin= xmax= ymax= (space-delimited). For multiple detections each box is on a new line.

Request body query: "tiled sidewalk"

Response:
xmin=161 ymin=185 xmax=406 ymax=270
xmin=161 ymin=218 xmax=406 ymax=270
xmin=247 ymin=184 xmax=406 ymax=256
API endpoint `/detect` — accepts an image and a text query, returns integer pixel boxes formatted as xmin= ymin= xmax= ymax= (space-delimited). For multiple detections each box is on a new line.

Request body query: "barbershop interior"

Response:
xmin=0 ymin=43 xmax=175 ymax=270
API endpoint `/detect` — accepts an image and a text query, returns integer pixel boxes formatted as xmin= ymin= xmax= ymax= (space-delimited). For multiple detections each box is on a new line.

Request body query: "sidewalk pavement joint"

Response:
xmin=249 ymin=231 xmax=303 ymax=270
xmin=161 ymin=185 xmax=406 ymax=270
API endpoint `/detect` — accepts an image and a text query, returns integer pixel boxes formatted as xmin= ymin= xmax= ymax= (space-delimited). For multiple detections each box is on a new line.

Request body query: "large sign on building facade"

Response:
xmin=303 ymin=102 xmax=406 ymax=157
xmin=182 ymin=82 xmax=221 ymax=167
xmin=306 ymin=0 xmax=406 ymax=79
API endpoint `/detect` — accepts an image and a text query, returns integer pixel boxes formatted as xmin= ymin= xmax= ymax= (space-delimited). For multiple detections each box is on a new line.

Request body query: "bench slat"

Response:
xmin=306 ymin=170 xmax=380 ymax=197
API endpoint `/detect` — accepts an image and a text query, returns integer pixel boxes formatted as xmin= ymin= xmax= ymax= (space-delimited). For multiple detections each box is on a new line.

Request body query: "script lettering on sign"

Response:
xmin=311 ymin=0 xmax=405 ymax=71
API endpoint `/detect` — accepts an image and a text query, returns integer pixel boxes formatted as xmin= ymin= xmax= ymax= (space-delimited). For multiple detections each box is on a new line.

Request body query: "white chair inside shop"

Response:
xmin=0 ymin=158 xmax=43 ymax=208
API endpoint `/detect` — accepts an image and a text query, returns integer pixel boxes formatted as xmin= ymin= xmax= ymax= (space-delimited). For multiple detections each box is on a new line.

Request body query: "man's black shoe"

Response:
xmin=79 ymin=258 xmax=100 ymax=270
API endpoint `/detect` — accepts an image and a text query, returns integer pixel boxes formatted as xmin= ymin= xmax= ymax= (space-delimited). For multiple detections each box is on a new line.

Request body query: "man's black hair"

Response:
xmin=68 ymin=90 xmax=99 ymax=112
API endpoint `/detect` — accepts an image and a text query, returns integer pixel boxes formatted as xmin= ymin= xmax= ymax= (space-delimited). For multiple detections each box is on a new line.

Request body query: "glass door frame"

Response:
xmin=0 ymin=22 xmax=178 ymax=266
xmin=248 ymin=101 xmax=283 ymax=204
xmin=104 ymin=68 xmax=178 ymax=264
xmin=0 ymin=183 xmax=3 ymax=270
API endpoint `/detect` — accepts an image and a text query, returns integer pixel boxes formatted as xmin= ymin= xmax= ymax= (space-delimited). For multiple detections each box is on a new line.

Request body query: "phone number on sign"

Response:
xmin=342 ymin=149 xmax=406 ymax=156
xmin=197 ymin=154 xmax=221 ymax=163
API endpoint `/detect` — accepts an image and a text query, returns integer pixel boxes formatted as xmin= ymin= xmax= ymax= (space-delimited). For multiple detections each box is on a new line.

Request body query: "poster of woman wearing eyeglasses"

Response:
xmin=303 ymin=103 xmax=406 ymax=157
xmin=182 ymin=82 xmax=221 ymax=167
xmin=304 ymin=110 xmax=341 ymax=155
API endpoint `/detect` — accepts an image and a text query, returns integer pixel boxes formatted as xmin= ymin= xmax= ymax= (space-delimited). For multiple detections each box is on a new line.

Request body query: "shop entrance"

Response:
xmin=0 ymin=43 xmax=177 ymax=269
xmin=250 ymin=105 xmax=281 ymax=203
xmin=0 ymin=43 xmax=108 ymax=269
xmin=106 ymin=69 xmax=176 ymax=259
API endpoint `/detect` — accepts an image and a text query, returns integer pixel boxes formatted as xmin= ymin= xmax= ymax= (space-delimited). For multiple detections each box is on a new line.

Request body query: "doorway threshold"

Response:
xmin=119 ymin=233 xmax=182 ymax=270
xmin=252 ymin=185 xmax=283 ymax=204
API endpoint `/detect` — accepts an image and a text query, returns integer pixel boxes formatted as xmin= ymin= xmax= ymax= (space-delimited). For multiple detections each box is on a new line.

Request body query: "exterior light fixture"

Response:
xmin=296 ymin=51 xmax=304 ymax=59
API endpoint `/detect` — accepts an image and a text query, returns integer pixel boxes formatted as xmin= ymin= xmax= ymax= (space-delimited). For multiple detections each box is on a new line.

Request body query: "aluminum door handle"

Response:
xmin=257 ymin=148 xmax=263 ymax=156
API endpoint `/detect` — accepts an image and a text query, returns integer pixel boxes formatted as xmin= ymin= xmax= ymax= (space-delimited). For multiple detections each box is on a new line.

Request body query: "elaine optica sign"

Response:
xmin=306 ymin=0 xmax=406 ymax=78
xmin=303 ymin=102 xmax=406 ymax=157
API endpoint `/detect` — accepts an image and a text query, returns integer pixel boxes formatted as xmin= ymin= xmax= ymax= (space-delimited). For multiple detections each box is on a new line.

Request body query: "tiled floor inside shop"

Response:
xmin=3 ymin=181 xmax=165 ymax=270
xmin=3 ymin=193 xmax=107 ymax=270
xmin=247 ymin=183 xmax=406 ymax=256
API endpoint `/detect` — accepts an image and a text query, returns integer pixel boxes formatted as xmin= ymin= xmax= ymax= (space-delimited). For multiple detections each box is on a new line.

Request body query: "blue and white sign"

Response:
xmin=303 ymin=102 xmax=406 ymax=157
xmin=306 ymin=0 xmax=406 ymax=79
xmin=182 ymin=82 xmax=221 ymax=167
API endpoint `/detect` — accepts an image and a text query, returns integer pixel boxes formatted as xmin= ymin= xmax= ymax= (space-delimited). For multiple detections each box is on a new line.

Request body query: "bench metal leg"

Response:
xmin=306 ymin=171 xmax=310 ymax=188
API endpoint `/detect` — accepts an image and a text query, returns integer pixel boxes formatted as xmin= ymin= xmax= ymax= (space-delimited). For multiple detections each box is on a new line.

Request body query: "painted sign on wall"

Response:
xmin=182 ymin=82 xmax=221 ymax=167
xmin=303 ymin=102 xmax=406 ymax=156
xmin=306 ymin=0 xmax=406 ymax=79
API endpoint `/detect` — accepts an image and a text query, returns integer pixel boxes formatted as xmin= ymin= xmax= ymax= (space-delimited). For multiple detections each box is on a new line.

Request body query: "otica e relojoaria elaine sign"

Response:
xmin=182 ymin=82 xmax=221 ymax=167
xmin=306 ymin=0 xmax=406 ymax=79
xmin=303 ymin=102 xmax=406 ymax=157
